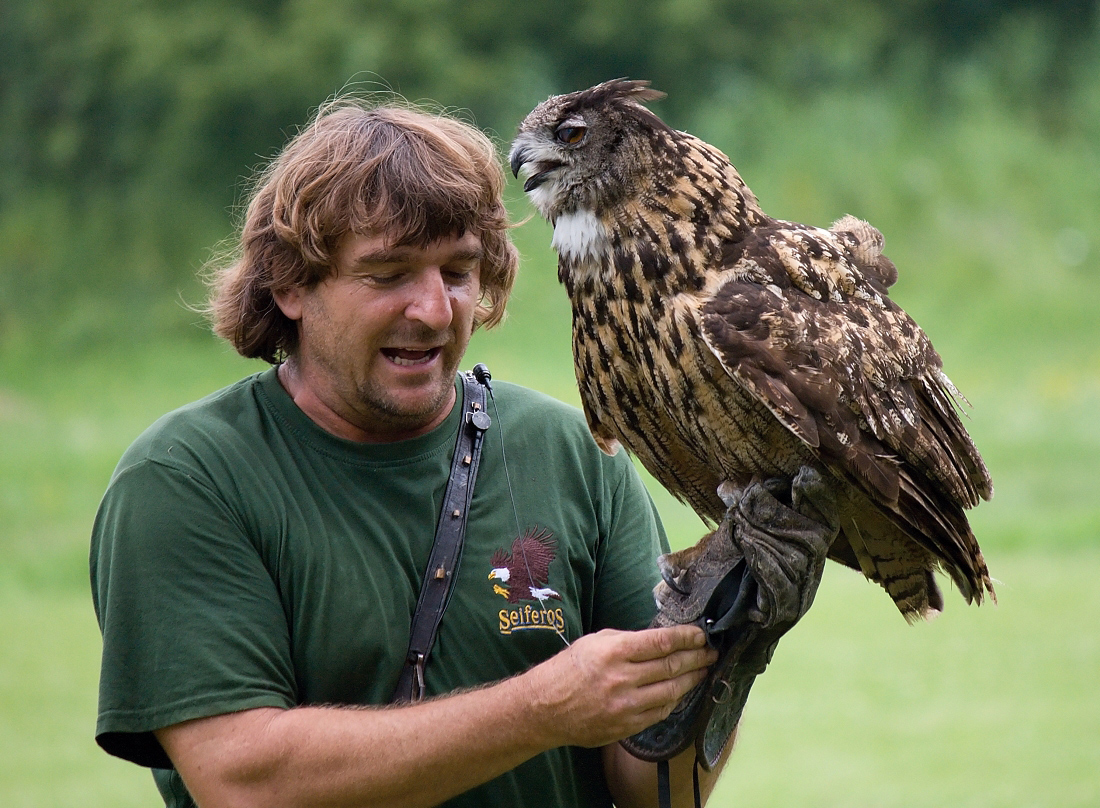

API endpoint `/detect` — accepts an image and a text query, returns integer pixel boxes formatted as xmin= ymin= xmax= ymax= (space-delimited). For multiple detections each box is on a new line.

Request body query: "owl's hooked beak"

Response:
xmin=509 ymin=140 xmax=562 ymax=193
xmin=509 ymin=145 xmax=529 ymax=179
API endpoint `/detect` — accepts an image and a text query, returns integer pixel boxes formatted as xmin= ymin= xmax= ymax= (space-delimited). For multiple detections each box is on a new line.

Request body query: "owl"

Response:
xmin=510 ymin=80 xmax=994 ymax=620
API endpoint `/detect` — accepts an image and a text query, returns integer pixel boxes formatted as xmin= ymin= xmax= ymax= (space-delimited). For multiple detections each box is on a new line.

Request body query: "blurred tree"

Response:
xmin=0 ymin=0 xmax=1096 ymax=345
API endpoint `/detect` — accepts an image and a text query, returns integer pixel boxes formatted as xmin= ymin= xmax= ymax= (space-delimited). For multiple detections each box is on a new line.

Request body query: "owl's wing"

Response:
xmin=703 ymin=223 xmax=990 ymax=505
xmin=698 ymin=224 xmax=992 ymax=598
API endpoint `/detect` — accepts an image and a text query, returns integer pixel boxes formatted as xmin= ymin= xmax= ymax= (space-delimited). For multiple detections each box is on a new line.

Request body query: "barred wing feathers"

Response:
xmin=699 ymin=221 xmax=994 ymax=608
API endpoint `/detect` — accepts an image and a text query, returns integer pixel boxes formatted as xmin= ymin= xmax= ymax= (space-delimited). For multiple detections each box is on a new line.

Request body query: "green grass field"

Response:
xmin=3 ymin=94 xmax=1099 ymax=805
xmin=4 ymin=549 xmax=1098 ymax=807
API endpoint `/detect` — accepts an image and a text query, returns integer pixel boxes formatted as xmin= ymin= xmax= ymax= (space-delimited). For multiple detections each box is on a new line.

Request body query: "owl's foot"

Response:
xmin=717 ymin=480 xmax=744 ymax=509
xmin=626 ymin=468 xmax=839 ymax=769
xmin=654 ymin=479 xmax=745 ymax=600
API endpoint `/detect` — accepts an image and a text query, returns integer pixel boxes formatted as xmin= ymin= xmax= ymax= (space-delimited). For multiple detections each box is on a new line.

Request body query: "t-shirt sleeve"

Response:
xmin=589 ymin=458 xmax=671 ymax=632
xmin=90 ymin=458 xmax=297 ymax=769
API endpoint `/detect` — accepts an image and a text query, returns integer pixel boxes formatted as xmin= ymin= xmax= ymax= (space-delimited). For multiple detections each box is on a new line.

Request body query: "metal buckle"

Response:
xmin=467 ymin=410 xmax=491 ymax=431
xmin=711 ymin=678 xmax=734 ymax=705
xmin=412 ymin=652 xmax=426 ymax=702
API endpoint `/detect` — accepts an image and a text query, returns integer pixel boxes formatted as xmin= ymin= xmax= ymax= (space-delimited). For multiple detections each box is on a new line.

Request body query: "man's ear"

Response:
xmin=273 ymin=286 xmax=304 ymax=321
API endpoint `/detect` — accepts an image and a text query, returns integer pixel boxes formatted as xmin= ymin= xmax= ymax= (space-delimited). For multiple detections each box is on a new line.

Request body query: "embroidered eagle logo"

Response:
xmin=488 ymin=528 xmax=562 ymax=604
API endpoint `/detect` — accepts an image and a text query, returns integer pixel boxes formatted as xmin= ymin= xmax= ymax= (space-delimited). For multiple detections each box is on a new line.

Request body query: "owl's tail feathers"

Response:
xmin=895 ymin=471 xmax=997 ymax=609
xmin=840 ymin=513 xmax=945 ymax=622
xmin=833 ymin=474 xmax=996 ymax=621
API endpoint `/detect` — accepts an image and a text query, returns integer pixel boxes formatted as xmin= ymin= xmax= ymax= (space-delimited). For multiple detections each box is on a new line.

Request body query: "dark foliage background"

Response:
xmin=3 ymin=0 xmax=1099 ymax=346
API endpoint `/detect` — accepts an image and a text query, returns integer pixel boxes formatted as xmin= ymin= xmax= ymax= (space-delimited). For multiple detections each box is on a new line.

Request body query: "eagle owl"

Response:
xmin=510 ymin=80 xmax=994 ymax=620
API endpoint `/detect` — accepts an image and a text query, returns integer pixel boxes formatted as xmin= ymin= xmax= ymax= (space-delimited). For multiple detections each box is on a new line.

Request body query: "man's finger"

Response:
xmin=623 ymin=625 xmax=708 ymax=662
xmin=630 ymin=667 xmax=710 ymax=716
xmin=630 ymin=647 xmax=718 ymax=687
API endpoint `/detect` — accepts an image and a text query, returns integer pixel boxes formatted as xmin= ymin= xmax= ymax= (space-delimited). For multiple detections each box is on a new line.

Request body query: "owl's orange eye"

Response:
xmin=555 ymin=125 xmax=587 ymax=145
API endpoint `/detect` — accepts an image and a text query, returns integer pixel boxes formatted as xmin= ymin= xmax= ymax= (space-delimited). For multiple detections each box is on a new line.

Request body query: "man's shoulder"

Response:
xmin=491 ymin=380 xmax=589 ymax=436
xmin=114 ymin=369 xmax=272 ymax=478
xmin=488 ymin=378 xmax=635 ymax=473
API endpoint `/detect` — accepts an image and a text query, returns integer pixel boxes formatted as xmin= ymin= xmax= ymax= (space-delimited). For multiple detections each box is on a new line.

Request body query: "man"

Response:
xmin=91 ymin=100 xmax=724 ymax=807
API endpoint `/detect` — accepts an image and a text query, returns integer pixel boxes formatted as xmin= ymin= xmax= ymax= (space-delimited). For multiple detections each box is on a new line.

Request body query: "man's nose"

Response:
xmin=405 ymin=269 xmax=453 ymax=331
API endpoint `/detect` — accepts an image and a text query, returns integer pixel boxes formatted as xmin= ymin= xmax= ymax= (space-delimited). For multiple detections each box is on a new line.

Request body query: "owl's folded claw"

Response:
xmin=657 ymin=553 xmax=691 ymax=595
xmin=717 ymin=480 xmax=743 ymax=509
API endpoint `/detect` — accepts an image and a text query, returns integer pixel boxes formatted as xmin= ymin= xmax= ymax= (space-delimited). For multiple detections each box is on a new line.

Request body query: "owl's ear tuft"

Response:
xmin=577 ymin=79 xmax=666 ymax=110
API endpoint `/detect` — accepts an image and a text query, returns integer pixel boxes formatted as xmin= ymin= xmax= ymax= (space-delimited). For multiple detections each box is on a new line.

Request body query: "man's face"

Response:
xmin=275 ymin=230 xmax=483 ymax=441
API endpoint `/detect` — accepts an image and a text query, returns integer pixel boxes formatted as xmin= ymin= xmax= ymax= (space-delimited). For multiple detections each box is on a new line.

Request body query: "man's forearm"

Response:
xmin=159 ymin=676 xmax=557 ymax=808
xmin=156 ymin=625 xmax=717 ymax=808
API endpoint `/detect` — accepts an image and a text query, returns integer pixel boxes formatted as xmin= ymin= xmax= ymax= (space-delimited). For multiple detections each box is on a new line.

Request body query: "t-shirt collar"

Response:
xmin=256 ymin=367 xmax=464 ymax=465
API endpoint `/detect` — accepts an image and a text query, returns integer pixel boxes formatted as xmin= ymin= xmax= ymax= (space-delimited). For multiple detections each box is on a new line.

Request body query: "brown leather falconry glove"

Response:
xmin=621 ymin=466 xmax=838 ymax=769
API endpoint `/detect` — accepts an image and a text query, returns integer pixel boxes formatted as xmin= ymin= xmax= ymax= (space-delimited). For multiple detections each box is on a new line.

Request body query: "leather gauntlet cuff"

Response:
xmin=621 ymin=467 xmax=838 ymax=769
xmin=618 ymin=557 xmax=764 ymax=769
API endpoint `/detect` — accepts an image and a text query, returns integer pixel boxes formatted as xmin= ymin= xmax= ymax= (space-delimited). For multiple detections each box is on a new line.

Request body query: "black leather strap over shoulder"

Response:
xmin=391 ymin=370 xmax=491 ymax=704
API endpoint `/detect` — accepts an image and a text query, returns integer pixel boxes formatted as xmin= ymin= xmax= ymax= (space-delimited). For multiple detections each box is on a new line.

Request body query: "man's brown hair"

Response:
xmin=207 ymin=99 xmax=519 ymax=363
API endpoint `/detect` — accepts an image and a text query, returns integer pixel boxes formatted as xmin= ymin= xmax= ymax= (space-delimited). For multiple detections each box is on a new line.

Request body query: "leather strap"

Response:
xmin=656 ymin=758 xmax=703 ymax=808
xmin=658 ymin=760 xmax=670 ymax=808
xmin=391 ymin=370 xmax=491 ymax=704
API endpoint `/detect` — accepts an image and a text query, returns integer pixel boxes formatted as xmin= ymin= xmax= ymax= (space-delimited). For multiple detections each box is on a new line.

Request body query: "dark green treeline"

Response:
xmin=2 ymin=0 xmax=1097 ymax=344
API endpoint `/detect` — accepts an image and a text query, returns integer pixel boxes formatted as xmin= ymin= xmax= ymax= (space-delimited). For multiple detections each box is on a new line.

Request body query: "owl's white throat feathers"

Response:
xmin=551 ymin=209 xmax=609 ymax=265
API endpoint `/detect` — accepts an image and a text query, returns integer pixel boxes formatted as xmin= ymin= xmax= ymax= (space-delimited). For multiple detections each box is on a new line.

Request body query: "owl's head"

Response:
xmin=509 ymin=79 xmax=669 ymax=222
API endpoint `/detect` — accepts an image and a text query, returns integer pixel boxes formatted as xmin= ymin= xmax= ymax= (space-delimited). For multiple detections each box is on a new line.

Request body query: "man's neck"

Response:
xmin=275 ymin=361 xmax=456 ymax=443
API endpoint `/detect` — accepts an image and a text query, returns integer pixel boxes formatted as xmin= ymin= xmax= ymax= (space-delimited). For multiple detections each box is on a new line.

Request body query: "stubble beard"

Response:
xmin=355 ymin=326 xmax=466 ymax=430
xmin=297 ymin=288 xmax=471 ymax=435
xmin=358 ymin=356 xmax=459 ymax=424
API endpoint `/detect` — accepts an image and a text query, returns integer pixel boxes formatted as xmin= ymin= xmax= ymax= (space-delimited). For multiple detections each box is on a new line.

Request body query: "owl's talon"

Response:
xmin=657 ymin=554 xmax=691 ymax=595
xmin=717 ymin=481 xmax=743 ymax=510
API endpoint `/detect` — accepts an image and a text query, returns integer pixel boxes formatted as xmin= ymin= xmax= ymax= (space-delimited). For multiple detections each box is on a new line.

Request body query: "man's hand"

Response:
xmin=695 ymin=466 xmax=838 ymax=766
xmin=523 ymin=625 xmax=718 ymax=749
xmin=732 ymin=466 xmax=838 ymax=666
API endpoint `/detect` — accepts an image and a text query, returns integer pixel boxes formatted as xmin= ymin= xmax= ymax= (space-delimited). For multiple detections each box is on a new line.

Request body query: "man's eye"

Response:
xmin=446 ymin=258 xmax=480 ymax=276
xmin=555 ymin=125 xmax=587 ymax=145
xmin=365 ymin=272 xmax=403 ymax=285
xmin=444 ymin=267 xmax=475 ymax=283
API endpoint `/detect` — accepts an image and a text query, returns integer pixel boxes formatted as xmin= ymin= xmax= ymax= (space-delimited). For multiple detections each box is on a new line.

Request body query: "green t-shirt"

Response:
xmin=91 ymin=368 xmax=668 ymax=807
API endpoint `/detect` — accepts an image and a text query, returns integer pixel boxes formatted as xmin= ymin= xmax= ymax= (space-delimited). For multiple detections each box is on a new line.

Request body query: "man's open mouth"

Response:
xmin=382 ymin=347 xmax=442 ymax=367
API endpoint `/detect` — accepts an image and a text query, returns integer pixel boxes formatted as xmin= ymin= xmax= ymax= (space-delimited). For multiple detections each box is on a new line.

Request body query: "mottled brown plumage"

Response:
xmin=510 ymin=79 xmax=994 ymax=620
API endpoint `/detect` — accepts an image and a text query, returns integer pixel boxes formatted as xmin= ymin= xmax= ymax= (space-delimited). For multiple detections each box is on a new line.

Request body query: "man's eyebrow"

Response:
xmin=448 ymin=246 xmax=485 ymax=262
xmin=349 ymin=248 xmax=409 ymax=266
xmin=350 ymin=245 xmax=484 ymax=265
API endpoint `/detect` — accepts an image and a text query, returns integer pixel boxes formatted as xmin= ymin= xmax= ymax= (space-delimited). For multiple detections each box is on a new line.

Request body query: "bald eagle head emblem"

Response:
xmin=488 ymin=528 xmax=562 ymax=604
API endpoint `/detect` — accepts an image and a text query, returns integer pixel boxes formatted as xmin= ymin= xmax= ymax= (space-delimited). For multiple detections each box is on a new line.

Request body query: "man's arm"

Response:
xmin=601 ymin=737 xmax=733 ymax=808
xmin=156 ymin=625 xmax=717 ymax=808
